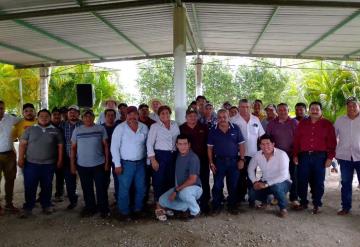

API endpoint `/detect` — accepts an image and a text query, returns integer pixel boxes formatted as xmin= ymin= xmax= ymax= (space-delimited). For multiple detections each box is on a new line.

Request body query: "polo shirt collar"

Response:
xmin=214 ymin=122 xmax=234 ymax=130
xmin=34 ymin=124 xmax=55 ymax=130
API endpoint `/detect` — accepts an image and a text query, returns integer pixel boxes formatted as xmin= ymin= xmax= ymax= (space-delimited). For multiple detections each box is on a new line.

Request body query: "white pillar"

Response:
xmin=173 ymin=6 xmax=187 ymax=124
xmin=39 ymin=66 xmax=51 ymax=109
xmin=195 ymin=56 xmax=203 ymax=96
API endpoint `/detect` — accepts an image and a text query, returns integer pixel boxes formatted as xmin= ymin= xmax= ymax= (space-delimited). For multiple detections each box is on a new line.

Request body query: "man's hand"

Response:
xmin=114 ymin=166 xmax=123 ymax=176
xmin=151 ymin=159 xmax=159 ymax=172
xmin=237 ymin=159 xmax=245 ymax=170
xmin=70 ymin=164 xmax=77 ymax=175
xmin=168 ymin=191 xmax=177 ymax=202
xmin=18 ymin=158 xmax=25 ymax=169
xmin=56 ymin=160 xmax=62 ymax=169
xmin=253 ymin=181 xmax=267 ymax=191
xmin=293 ymin=156 xmax=299 ymax=165
xmin=209 ymin=163 xmax=216 ymax=174
xmin=324 ymin=158 xmax=332 ymax=168
xmin=104 ymin=162 xmax=110 ymax=172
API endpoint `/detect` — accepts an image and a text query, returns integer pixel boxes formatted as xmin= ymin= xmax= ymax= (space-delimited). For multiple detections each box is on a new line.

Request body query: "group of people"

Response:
xmin=0 ymin=94 xmax=359 ymax=221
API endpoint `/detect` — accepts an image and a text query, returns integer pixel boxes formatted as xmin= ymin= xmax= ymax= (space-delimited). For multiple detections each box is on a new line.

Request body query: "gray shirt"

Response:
xmin=175 ymin=151 xmax=201 ymax=187
xmin=21 ymin=125 xmax=63 ymax=164
xmin=71 ymin=124 xmax=108 ymax=167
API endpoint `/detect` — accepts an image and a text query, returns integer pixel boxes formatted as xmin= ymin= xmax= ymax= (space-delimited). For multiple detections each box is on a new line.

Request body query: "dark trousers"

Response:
xmin=152 ymin=150 xmax=176 ymax=202
xmin=54 ymin=167 xmax=64 ymax=197
xmin=338 ymin=159 xmax=360 ymax=211
xmin=77 ymin=164 xmax=109 ymax=213
xmin=249 ymin=180 xmax=291 ymax=210
xmin=212 ymin=157 xmax=240 ymax=210
xmin=297 ymin=152 xmax=327 ymax=207
xmin=64 ymin=157 xmax=78 ymax=204
xmin=0 ymin=151 xmax=17 ymax=205
xmin=199 ymin=158 xmax=210 ymax=211
xmin=237 ymin=156 xmax=252 ymax=203
xmin=288 ymin=158 xmax=299 ymax=202
xmin=144 ymin=164 xmax=153 ymax=204
xmin=23 ymin=162 xmax=55 ymax=210
xmin=105 ymin=162 xmax=119 ymax=203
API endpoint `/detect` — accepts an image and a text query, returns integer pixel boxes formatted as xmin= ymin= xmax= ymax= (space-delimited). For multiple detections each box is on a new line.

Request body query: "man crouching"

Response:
xmin=248 ymin=134 xmax=292 ymax=218
xmin=158 ymin=134 xmax=202 ymax=221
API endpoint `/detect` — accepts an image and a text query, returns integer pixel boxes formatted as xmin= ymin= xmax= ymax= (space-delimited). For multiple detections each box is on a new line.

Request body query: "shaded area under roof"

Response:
xmin=0 ymin=0 xmax=360 ymax=68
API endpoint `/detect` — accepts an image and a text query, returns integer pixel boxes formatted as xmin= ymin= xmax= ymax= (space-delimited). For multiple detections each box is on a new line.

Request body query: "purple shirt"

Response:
xmin=266 ymin=117 xmax=298 ymax=155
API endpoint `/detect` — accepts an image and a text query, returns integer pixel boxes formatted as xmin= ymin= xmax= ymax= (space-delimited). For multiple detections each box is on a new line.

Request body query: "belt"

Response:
xmin=122 ymin=159 xmax=145 ymax=163
xmin=300 ymin=151 xmax=326 ymax=156
xmin=216 ymin=155 xmax=238 ymax=160
xmin=0 ymin=150 xmax=13 ymax=155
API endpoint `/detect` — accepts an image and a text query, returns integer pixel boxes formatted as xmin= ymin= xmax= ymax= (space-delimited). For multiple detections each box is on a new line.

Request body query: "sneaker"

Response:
xmin=43 ymin=207 xmax=55 ymax=215
xmin=67 ymin=202 xmax=77 ymax=210
xmin=278 ymin=209 xmax=288 ymax=218
xmin=19 ymin=210 xmax=32 ymax=219
xmin=337 ymin=209 xmax=350 ymax=216
xmin=5 ymin=203 xmax=20 ymax=213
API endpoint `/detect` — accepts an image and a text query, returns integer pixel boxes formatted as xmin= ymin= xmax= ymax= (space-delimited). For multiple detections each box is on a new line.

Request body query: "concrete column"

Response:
xmin=39 ymin=66 xmax=51 ymax=109
xmin=195 ymin=56 xmax=203 ymax=96
xmin=173 ymin=6 xmax=187 ymax=124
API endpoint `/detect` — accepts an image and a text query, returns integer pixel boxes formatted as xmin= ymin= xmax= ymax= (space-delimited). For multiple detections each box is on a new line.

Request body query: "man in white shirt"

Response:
xmin=248 ymin=134 xmax=292 ymax=218
xmin=0 ymin=100 xmax=21 ymax=215
xmin=111 ymin=106 xmax=148 ymax=220
xmin=231 ymin=98 xmax=265 ymax=205
xmin=334 ymin=96 xmax=360 ymax=215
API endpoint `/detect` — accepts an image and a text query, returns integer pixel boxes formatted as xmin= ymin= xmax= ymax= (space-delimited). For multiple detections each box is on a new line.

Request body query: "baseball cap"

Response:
xmin=68 ymin=105 xmax=80 ymax=111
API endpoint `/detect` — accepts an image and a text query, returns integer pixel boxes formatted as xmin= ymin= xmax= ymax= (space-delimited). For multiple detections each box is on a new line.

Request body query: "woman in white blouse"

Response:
xmin=146 ymin=105 xmax=180 ymax=219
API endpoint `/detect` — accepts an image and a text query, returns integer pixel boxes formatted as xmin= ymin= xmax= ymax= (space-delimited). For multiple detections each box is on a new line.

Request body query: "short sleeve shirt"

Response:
xmin=71 ymin=124 xmax=108 ymax=167
xmin=207 ymin=123 xmax=245 ymax=157
xmin=21 ymin=125 xmax=64 ymax=164
xmin=175 ymin=151 xmax=201 ymax=187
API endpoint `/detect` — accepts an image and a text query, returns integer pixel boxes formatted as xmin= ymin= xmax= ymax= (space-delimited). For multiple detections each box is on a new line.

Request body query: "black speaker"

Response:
xmin=76 ymin=84 xmax=95 ymax=108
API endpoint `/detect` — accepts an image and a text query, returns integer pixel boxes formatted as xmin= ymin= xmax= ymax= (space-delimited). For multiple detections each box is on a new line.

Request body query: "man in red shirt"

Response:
xmin=293 ymin=101 xmax=336 ymax=214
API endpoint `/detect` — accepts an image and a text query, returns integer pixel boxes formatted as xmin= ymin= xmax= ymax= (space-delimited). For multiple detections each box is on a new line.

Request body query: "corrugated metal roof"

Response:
xmin=0 ymin=0 xmax=359 ymax=67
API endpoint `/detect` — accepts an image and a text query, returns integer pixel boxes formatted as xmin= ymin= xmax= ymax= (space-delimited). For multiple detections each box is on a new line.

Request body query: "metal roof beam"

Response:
xmin=0 ymin=41 xmax=58 ymax=62
xmin=76 ymin=0 xmax=149 ymax=56
xmin=0 ymin=59 xmax=23 ymax=67
xmin=345 ymin=48 xmax=360 ymax=57
xmin=190 ymin=4 xmax=204 ymax=51
xmin=185 ymin=0 xmax=360 ymax=8
xmin=184 ymin=6 xmax=200 ymax=53
xmin=13 ymin=19 xmax=104 ymax=60
xmin=1 ymin=0 xmax=360 ymax=21
xmin=16 ymin=51 xmax=360 ymax=69
xmin=298 ymin=10 xmax=360 ymax=56
xmin=249 ymin=6 xmax=279 ymax=55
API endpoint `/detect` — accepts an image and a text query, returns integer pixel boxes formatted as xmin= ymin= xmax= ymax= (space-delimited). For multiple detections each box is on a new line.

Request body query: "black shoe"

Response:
xmin=115 ymin=212 xmax=132 ymax=222
xmin=100 ymin=212 xmax=110 ymax=219
xmin=211 ymin=208 xmax=222 ymax=216
xmin=43 ymin=207 xmax=55 ymax=215
xmin=186 ymin=213 xmax=200 ymax=221
xmin=80 ymin=208 xmax=97 ymax=218
xmin=67 ymin=203 xmax=77 ymax=210
xmin=228 ymin=207 xmax=239 ymax=215
xmin=19 ymin=210 xmax=32 ymax=219
xmin=132 ymin=211 xmax=145 ymax=220
xmin=312 ymin=206 xmax=320 ymax=215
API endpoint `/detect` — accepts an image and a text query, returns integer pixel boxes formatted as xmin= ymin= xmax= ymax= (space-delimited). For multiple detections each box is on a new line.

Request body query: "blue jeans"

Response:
xmin=77 ymin=164 xmax=109 ymax=213
xmin=212 ymin=156 xmax=240 ymax=210
xmin=338 ymin=159 xmax=360 ymax=211
xmin=249 ymin=180 xmax=291 ymax=210
xmin=152 ymin=150 xmax=176 ymax=202
xmin=63 ymin=156 xmax=78 ymax=204
xmin=117 ymin=159 xmax=146 ymax=215
xmin=159 ymin=185 xmax=203 ymax=215
xmin=297 ymin=152 xmax=327 ymax=207
xmin=23 ymin=162 xmax=55 ymax=210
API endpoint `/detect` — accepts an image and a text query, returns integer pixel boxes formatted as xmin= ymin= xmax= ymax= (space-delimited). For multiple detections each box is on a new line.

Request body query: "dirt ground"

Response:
xmin=0 ymin=171 xmax=360 ymax=247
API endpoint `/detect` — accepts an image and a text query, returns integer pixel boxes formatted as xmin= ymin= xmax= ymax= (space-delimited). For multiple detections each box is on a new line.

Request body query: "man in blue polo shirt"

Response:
xmin=208 ymin=109 xmax=245 ymax=214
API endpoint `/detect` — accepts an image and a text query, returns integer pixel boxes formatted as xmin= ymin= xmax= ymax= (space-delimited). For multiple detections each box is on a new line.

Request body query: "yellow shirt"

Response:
xmin=12 ymin=119 xmax=37 ymax=139
xmin=252 ymin=112 xmax=267 ymax=122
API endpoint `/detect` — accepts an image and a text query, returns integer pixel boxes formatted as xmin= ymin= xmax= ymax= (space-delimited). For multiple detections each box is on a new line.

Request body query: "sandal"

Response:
xmin=155 ymin=209 xmax=167 ymax=221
